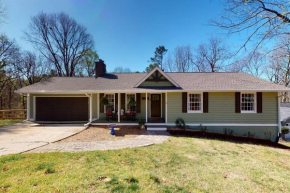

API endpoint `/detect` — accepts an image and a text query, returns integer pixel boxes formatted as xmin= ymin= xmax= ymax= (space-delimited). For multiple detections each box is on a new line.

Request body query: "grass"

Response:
xmin=0 ymin=119 xmax=23 ymax=127
xmin=1 ymin=136 xmax=290 ymax=192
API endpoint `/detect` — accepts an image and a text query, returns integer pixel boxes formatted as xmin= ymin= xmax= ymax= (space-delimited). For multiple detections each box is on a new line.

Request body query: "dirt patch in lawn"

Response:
xmin=59 ymin=126 xmax=145 ymax=142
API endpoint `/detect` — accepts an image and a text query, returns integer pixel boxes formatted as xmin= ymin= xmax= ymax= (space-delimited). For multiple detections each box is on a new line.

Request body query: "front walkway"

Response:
xmin=29 ymin=131 xmax=170 ymax=153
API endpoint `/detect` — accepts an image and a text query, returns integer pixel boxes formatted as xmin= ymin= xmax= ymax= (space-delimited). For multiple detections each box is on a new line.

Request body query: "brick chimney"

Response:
xmin=95 ymin=59 xmax=106 ymax=78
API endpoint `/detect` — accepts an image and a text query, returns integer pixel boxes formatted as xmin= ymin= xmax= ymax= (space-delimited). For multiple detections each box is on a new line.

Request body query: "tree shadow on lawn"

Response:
xmin=168 ymin=130 xmax=290 ymax=150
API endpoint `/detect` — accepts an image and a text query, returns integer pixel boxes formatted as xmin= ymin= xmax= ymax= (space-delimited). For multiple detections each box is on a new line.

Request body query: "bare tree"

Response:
xmin=14 ymin=51 xmax=48 ymax=86
xmin=227 ymin=51 xmax=266 ymax=77
xmin=0 ymin=0 xmax=7 ymax=29
xmin=164 ymin=52 xmax=175 ymax=72
xmin=212 ymin=0 xmax=290 ymax=53
xmin=193 ymin=38 xmax=229 ymax=72
xmin=174 ymin=45 xmax=193 ymax=72
xmin=112 ymin=66 xmax=132 ymax=73
xmin=265 ymin=39 xmax=290 ymax=102
xmin=163 ymin=46 xmax=193 ymax=72
xmin=0 ymin=34 xmax=19 ymax=93
xmin=25 ymin=12 xmax=94 ymax=77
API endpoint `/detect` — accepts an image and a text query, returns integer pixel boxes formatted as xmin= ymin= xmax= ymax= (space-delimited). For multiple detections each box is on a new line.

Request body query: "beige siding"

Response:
xmin=167 ymin=92 xmax=278 ymax=124
xmin=92 ymin=93 xmax=98 ymax=118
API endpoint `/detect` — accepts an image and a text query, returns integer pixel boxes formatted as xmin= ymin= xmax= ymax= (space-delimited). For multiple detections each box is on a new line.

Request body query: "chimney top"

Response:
xmin=95 ymin=59 xmax=106 ymax=78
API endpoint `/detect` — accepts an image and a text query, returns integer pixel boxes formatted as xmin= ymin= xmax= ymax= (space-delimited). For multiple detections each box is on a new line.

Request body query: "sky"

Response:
xmin=2 ymin=0 xmax=243 ymax=72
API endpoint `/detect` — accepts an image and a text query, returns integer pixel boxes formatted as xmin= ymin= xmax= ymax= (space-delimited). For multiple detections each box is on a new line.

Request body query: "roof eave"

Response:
xmin=15 ymin=89 xmax=290 ymax=94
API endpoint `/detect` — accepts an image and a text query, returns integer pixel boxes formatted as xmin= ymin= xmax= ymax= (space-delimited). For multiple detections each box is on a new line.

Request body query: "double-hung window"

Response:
xmin=105 ymin=94 xmax=115 ymax=112
xmin=126 ymin=93 xmax=136 ymax=112
xmin=241 ymin=93 xmax=256 ymax=113
xmin=188 ymin=93 xmax=203 ymax=113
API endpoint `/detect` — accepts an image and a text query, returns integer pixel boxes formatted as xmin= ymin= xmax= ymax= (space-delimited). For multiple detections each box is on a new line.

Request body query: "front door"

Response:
xmin=151 ymin=94 xmax=161 ymax=117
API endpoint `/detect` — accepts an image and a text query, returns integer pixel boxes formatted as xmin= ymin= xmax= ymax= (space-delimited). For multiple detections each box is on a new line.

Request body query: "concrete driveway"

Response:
xmin=0 ymin=122 xmax=86 ymax=156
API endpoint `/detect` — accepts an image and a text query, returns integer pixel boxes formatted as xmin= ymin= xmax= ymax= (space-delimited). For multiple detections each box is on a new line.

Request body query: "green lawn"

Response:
xmin=1 ymin=136 xmax=290 ymax=193
xmin=0 ymin=119 xmax=23 ymax=127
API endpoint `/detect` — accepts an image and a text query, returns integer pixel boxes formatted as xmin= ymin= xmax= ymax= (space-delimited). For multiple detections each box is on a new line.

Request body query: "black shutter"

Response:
xmin=257 ymin=92 xmax=262 ymax=113
xmin=182 ymin=92 xmax=187 ymax=113
xmin=235 ymin=92 xmax=241 ymax=113
xmin=115 ymin=93 xmax=118 ymax=112
xmin=100 ymin=93 xmax=104 ymax=113
xmin=121 ymin=93 xmax=125 ymax=111
xmin=136 ymin=93 xmax=141 ymax=113
xmin=203 ymin=92 xmax=208 ymax=113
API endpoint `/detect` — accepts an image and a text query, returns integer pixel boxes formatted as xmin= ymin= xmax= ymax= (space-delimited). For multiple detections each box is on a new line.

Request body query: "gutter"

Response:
xmin=15 ymin=89 xmax=290 ymax=94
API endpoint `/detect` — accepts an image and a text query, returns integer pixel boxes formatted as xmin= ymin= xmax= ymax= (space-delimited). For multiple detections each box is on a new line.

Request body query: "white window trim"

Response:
xmin=187 ymin=92 xmax=203 ymax=113
xmin=104 ymin=93 xmax=115 ymax=113
xmin=241 ymin=92 xmax=256 ymax=113
xmin=125 ymin=93 xmax=136 ymax=113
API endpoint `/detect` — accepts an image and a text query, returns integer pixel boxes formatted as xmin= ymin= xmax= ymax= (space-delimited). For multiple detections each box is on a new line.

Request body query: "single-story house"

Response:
xmin=15 ymin=60 xmax=290 ymax=142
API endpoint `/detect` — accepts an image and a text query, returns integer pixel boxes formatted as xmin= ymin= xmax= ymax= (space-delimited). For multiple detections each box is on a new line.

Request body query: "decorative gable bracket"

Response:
xmin=134 ymin=67 xmax=180 ymax=88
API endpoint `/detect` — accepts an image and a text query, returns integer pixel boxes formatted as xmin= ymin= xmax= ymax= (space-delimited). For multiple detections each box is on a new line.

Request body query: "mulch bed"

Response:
xmin=59 ymin=126 xmax=145 ymax=142
xmin=168 ymin=129 xmax=290 ymax=150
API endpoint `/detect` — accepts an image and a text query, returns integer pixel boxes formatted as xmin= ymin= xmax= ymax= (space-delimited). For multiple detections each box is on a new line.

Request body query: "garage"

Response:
xmin=35 ymin=97 xmax=89 ymax=121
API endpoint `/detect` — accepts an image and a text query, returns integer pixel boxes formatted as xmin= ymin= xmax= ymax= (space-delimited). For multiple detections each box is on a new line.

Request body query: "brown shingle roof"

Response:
xmin=15 ymin=72 xmax=290 ymax=93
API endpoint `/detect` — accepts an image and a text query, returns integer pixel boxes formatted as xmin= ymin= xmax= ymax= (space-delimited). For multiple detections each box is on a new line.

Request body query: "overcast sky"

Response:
xmin=2 ymin=0 xmax=243 ymax=72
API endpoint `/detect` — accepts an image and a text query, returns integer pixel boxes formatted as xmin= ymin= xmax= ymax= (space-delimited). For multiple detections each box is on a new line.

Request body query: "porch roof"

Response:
xmin=16 ymin=71 xmax=290 ymax=93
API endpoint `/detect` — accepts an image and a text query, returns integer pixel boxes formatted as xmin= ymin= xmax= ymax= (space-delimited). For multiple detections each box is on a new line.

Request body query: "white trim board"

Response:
xmin=91 ymin=123 xmax=139 ymax=126
xmin=90 ymin=123 xmax=278 ymax=127
xmin=166 ymin=123 xmax=278 ymax=127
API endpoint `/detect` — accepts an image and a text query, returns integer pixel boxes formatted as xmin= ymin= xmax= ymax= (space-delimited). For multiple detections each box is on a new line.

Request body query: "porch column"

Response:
xmin=26 ymin=94 xmax=30 ymax=121
xmin=97 ymin=93 xmax=100 ymax=119
xmin=89 ymin=94 xmax=93 ymax=122
xmin=118 ymin=93 xmax=120 ymax=123
xmin=165 ymin=92 xmax=167 ymax=123
xmin=146 ymin=92 xmax=148 ymax=123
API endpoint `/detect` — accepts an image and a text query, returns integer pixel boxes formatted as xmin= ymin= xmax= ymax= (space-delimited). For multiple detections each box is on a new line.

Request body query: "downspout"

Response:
xmin=277 ymin=97 xmax=281 ymax=143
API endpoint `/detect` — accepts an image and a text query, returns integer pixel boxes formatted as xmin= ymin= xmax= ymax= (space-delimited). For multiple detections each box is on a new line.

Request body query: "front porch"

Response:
xmin=90 ymin=92 xmax=167 ymax=125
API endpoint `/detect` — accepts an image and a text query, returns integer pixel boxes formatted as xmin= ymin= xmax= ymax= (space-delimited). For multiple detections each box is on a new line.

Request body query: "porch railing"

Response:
xmin=0 ymin=109 xmax=27 ymax=120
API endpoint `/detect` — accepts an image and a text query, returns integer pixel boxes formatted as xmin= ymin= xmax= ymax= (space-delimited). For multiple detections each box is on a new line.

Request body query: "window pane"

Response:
xmin=241 ymin=93 xmax=255 ymax=112
xmin=188 ymin=94 xmax=201 ymax=111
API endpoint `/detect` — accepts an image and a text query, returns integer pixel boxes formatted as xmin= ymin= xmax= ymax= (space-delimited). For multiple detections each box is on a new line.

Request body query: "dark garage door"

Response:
xmin=36 ymin=97 xmax=88 ymax=121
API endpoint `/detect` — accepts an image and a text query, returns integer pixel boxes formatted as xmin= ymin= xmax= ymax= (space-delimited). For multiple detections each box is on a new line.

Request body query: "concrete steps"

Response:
xmin=147 ymin=126 xmax=167 ymax=131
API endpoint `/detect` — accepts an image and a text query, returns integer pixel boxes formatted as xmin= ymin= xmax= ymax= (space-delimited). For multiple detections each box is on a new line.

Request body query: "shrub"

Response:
xmin=199 ymin=124 xmax=206 ymax=133
xmin=281 ymin=126 xmax=290 ymax=140
xmin=282 ymin=126 xmax=290 ymax=135
xmin=100 ymin=96 xmax=109 ymax=106
xmin=224 ymin=128 xmax=234 ymax=136
xmin=175 ymin=118 xmax=186 ymax=129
